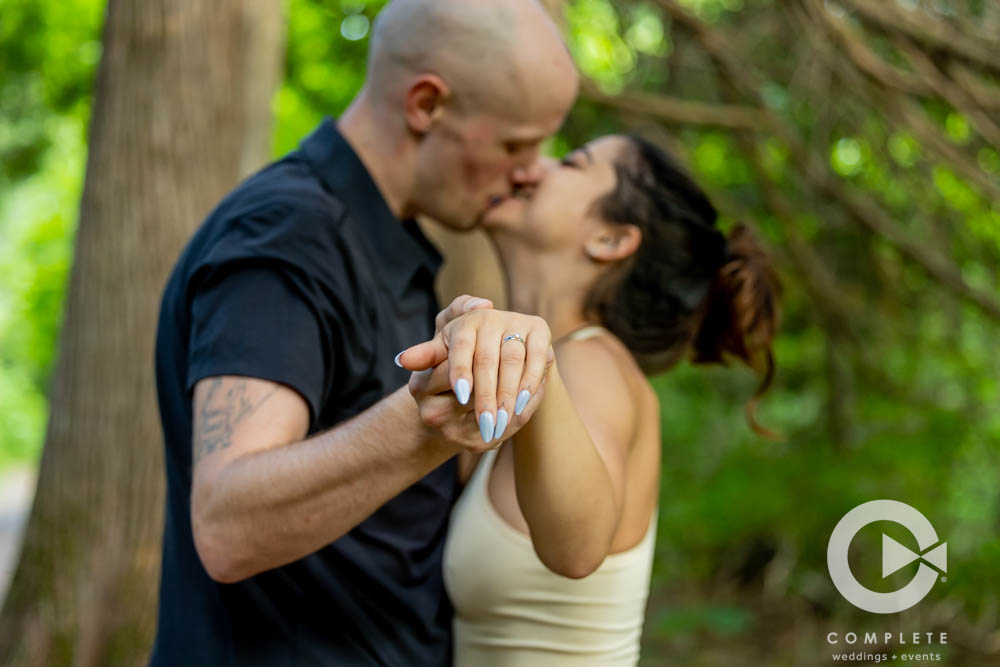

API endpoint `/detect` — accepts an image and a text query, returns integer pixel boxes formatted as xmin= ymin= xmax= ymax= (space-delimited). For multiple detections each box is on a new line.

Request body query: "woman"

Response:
xmin=398 ymin=134 xmax=781 ymax=665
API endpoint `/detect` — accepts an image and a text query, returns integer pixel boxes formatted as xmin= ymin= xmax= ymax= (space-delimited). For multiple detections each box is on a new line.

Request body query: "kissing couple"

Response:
xmin=150 ymin=1 xmax=781 ymax=665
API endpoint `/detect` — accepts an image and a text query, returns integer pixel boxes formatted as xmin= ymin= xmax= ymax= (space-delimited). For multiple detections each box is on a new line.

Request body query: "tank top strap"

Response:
xmin=470 ymin=447 xmax=500 ymax=494
xmin=564 ymin=324 xmax=608 ymax=342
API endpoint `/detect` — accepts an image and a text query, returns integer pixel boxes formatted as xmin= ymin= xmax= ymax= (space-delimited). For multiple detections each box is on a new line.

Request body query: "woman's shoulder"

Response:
xmin=555 ymin=330 xmax=657 ymax=437
xmin=557 ymin=328 xmax=652 ymax=390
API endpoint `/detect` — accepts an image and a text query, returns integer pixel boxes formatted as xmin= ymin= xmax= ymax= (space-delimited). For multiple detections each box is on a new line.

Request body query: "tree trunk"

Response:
xmin=420 ymin=222 xmax=508 ymax=309
xmin=0 ymin=1 xmax=285 ymax=665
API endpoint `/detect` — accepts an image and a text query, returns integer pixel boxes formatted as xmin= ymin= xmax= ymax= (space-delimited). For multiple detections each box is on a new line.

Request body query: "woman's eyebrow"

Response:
xmin=565 ymin=146 xmax=594 ymax=166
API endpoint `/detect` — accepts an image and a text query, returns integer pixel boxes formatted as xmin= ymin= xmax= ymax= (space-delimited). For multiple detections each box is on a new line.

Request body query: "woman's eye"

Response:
xmin=560 ymin=156 xmax=578 ymax=168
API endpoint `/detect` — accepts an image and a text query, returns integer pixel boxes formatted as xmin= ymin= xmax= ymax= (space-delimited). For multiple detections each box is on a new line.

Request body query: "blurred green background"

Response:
xmin=1 ymin=0 xmax=998 ymax=663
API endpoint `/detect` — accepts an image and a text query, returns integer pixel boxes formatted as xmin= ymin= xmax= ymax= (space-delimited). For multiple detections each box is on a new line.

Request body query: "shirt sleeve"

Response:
xmin=185 ymin=264 xmax=330 ymax=426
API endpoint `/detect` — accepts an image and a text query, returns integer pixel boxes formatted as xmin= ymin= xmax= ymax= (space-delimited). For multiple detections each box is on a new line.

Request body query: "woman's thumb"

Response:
xmin=395 ymin=337 xmax=449 ymax=371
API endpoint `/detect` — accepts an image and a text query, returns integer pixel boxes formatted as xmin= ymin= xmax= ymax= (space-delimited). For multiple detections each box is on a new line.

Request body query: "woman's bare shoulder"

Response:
xmin=554 ymin=332 xmax=651 ymax=446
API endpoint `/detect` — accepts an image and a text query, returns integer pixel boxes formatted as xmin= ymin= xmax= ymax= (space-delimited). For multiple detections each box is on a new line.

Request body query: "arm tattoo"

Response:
xmin=193 ymin=378 xmax=280 ymax=464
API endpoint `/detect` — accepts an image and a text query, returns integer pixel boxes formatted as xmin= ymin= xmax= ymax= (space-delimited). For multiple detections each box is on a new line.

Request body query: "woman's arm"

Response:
xmin=397 ymin=309 xmax=634 ymax=577
xmin=510 ymin=339 xmax=635 ymax=578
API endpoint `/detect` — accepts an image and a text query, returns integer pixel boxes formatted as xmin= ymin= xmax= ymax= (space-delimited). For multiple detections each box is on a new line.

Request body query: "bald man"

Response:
xmin=150 ymin=1 xmax=577 ymax=665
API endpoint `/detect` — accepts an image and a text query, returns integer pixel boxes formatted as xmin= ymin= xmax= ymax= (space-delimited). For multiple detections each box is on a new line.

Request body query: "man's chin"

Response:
xmin=425 ymin=210 xmax=481 ymax=232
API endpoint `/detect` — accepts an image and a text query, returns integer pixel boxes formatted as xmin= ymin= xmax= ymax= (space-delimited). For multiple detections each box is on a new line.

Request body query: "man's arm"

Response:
xmin=190 ymin=294 xmax=526 ymax=584
xmin=191 ymin=377 xmax=457 ymax=583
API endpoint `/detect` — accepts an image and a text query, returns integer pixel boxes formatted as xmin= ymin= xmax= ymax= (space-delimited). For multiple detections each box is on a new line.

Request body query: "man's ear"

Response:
xmin=585 ymin=223 xmax=642 ymax=262
xmin=404 ymin=74 xmax=451 ymax=134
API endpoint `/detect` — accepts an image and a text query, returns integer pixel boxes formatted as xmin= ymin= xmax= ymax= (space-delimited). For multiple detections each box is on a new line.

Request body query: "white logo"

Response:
xmin=827 ymin=500 xmax=947 ymax=614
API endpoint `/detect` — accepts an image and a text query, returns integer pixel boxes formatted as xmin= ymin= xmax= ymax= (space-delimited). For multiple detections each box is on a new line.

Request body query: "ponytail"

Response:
xmin=691 ymin=224 xmax=783 ymax=440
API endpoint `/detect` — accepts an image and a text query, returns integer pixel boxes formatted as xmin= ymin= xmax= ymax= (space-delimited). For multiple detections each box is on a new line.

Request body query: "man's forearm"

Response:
xmin=194 ymin=386 xmax=458 ymax=582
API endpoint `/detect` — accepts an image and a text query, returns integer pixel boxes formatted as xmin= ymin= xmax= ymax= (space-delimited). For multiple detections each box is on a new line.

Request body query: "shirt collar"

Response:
xmin=299 ymin=118 xmax=443 ymax=296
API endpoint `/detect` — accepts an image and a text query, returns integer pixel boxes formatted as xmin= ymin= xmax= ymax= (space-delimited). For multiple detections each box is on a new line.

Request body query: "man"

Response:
xmin=150 ymin=0 xmax=578 ymax=665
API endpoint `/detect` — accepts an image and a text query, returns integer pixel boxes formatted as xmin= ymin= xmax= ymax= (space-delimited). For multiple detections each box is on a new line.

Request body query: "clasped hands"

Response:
xmin=397 ymin=295 xmax=555 ymax=453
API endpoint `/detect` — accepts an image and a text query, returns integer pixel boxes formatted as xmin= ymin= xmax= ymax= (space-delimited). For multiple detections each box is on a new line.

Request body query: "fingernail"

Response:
xmin=494 ymin=409 xmax=509 ymax=440
xmin=465 ymin=298 xmax=488 ymax=310
xmin=479 ymin=412 xmax=495 ymax=443
xmin=514 ymin=390 xmax=531 ymax=416
xmin=394 ymin=352 xmax=404 ymax=368
xmin=455 ymin=379 xmax=471 ymax=405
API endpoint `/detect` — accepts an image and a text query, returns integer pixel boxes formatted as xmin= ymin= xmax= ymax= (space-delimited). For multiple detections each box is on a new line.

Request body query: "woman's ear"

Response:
xmin=404 ymin=74 xmax=451 ymax=134
xmin=585 ymin=223 xmax=641 ymax=262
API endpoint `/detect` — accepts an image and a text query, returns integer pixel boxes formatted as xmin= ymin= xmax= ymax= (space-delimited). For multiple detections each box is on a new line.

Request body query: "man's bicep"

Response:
xmin=191 ymin=375 xmax=310 ymax=480
xmin=187 ymin=265 xmax=336 ymax=428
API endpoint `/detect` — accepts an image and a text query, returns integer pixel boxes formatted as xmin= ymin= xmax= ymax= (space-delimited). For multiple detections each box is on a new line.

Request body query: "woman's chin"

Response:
xmin=481 ymin=199 xmax=526 ymax=231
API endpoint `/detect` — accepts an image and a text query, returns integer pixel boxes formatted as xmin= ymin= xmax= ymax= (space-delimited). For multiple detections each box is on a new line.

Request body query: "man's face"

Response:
xmin=411 ymin=105 xmax=567 ymax=231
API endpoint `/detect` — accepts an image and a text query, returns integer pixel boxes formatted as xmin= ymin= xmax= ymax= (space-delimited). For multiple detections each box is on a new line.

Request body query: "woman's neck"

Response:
xmin=499 ymin=249 xmax=598 ymax=342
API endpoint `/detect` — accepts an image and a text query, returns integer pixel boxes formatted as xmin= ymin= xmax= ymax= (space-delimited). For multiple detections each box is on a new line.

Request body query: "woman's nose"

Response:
xmin=538 ymin=156 xmax=560 ymax=174
xmin=511 ymin=156 xmax=557 ymax=187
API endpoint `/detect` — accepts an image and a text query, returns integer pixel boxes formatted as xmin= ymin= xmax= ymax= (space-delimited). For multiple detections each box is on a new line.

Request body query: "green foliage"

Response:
xmin=566 ymin=1 xmax=673 ymax=93
xmin=652 ymin=602 xmax=754 ymax=637
xmin=274 ymin=0 xmax=386 ymax=156
xmin=0 ymin=0 xmax=99 ymax=469
xmin=560 ymin=0 xmax=1000 ymax=655
xmin=0 ymin=0 xmax=102 ymax=186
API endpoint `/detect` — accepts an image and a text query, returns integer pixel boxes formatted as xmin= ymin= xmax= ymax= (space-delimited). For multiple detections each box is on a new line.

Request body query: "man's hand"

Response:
xmin=433 ymin=294 xmax=494 ymax=335
xmin=398 ymin=309 xmax=554 ymax=445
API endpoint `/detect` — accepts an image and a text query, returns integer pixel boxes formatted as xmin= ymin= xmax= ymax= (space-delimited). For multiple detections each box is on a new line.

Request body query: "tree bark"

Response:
xmin=420 ymin=221 xmax=508 ymax=309
xmin=0 ymin=1 xmax=285 ymax=665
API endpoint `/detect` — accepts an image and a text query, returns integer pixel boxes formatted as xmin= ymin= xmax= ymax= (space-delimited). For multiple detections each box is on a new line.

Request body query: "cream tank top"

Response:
xmin=443 ymin=446 xmax=657 ymax=666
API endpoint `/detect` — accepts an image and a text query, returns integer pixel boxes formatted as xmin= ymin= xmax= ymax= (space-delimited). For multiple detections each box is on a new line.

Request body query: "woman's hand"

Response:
xmin=406 ymin=359 xmax=548 ymax=453
xmin=429 ymin=294 xmax=494 ymax=335
xmin=398 ymin=309 xmax=555 ymax=444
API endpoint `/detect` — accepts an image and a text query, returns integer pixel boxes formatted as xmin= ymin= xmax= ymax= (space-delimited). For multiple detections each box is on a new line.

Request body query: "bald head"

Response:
xmin=368 ymin=0 xmax=576 ymax=118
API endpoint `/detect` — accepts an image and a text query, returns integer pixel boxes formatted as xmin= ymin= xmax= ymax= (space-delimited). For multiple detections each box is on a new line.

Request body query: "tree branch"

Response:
xmin=947 ymin=62 xmax=1000 ymax=113
xmin=812 ymin=2 xmax=933 ymax=98
xmin=798 ymin=1 xmax=1000 ymax=201
xmin=655 ymin=0 xmax=1000 ymax=322
xmin=893 ymin=37 xmax=1000 ymax=150
xmin=579 ymin=78 xmax=769 ymax=129
xmin=841 ymin=0 xmax=1000 ymax=79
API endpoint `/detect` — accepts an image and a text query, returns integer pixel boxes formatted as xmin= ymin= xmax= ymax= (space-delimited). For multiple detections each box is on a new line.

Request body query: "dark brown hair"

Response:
xmin=584 ymin=136 xmax=782 ymax=439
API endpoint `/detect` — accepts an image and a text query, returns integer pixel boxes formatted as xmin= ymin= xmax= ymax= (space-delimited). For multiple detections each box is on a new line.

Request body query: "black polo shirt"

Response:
xmin=151 ymin=118 xmax=458 ymax=666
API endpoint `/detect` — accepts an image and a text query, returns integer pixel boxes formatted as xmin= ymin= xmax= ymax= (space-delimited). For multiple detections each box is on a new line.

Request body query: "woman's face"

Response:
xmin=482 ymin=135 xmax=629 ymax=250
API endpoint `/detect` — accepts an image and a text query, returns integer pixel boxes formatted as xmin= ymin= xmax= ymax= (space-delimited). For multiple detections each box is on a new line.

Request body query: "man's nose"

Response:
xmin=511 ymin=157 xmax=555 ymax=187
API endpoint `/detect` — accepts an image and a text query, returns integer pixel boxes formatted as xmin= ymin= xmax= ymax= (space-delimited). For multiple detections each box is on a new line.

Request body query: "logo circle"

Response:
xmin=827 ymin=500 xmax=944 ymax=614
